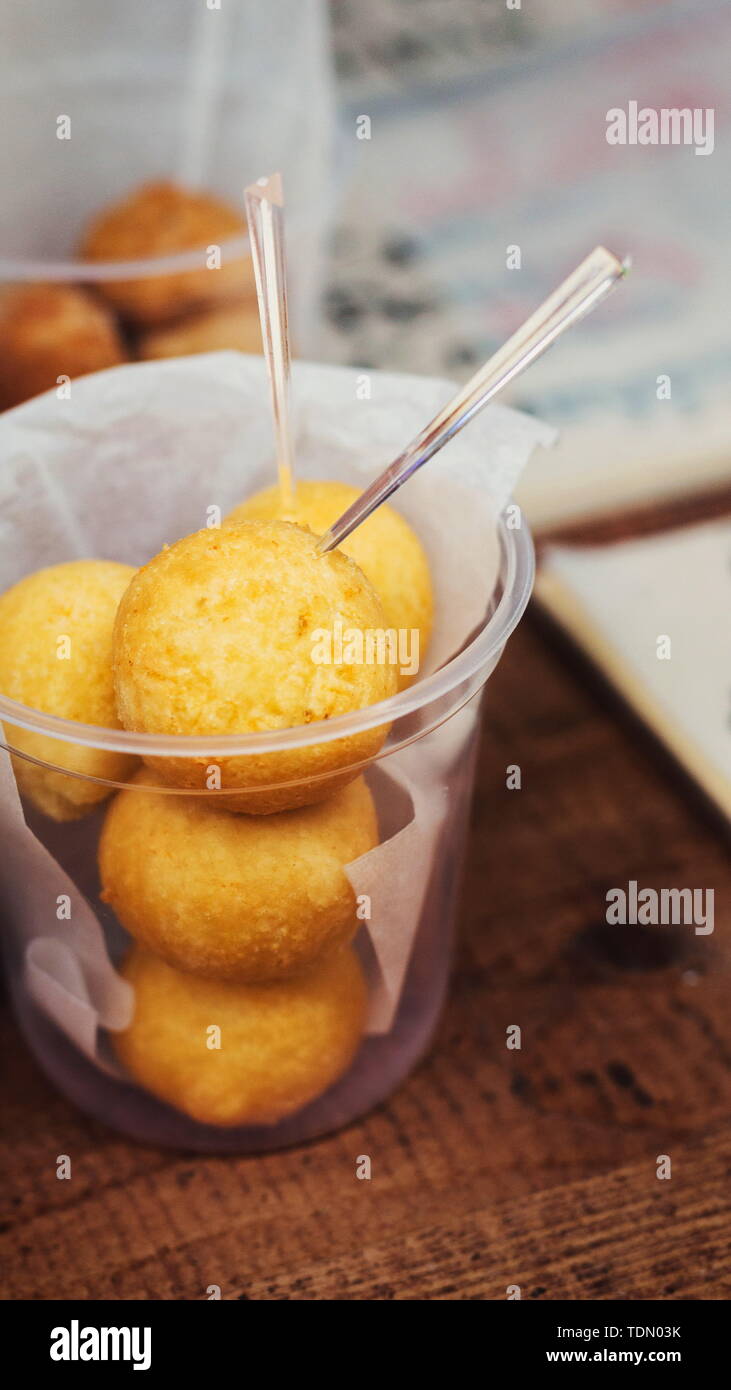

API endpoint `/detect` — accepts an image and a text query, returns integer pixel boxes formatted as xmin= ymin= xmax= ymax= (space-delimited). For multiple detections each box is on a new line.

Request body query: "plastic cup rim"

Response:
xmin=0 ymin=515 xmax=535 ymax=757
xmin=0 ymin=235 xmax=250 ymax=284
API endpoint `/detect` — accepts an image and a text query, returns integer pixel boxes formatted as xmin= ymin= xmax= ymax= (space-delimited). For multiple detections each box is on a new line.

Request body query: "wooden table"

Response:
xmin=1 ymin=504 xmax=729 ymax=1301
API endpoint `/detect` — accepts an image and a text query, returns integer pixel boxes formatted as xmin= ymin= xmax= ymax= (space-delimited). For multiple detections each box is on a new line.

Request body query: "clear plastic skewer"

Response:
xmin=244 ymin=172 xmax=295 ymax=511
xmin=317 ymin=246 xmax=629 ymax=553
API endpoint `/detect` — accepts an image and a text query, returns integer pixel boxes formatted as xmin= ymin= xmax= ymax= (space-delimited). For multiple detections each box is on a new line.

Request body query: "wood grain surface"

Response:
xmin=1 ymin=577 xmax=729 ymax=1300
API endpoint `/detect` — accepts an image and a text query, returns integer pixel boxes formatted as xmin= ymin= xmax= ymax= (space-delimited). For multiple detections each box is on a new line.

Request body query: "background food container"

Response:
xmin=0 ymin=0 xmax=334 ymax=348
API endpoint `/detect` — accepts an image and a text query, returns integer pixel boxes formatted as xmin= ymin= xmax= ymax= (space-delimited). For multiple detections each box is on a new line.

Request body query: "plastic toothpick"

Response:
xmin=244 ymin=172 xmax=295 ymax=512
xmin=317 ymin=246 xmax=629 ymax=553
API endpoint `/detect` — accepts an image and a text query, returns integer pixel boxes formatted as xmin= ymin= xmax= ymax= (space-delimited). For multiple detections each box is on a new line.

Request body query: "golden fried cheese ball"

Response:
xmin=138 ymin=301 xmax=262 ymax=360
xmin=80 ymin=180 xmax=252 ymax=325
xmin=226 ymin=479 xmax=433 ymax=689
xmin=0 ymin=283 xmax=127 ymax=411
xmin=114 ymin=944 xmax=368 ymax=1127
xmin=99 ymin=771 xmax=378 ymax=982
xmin=0 ymin=560 xmax=138 ymax=820
xmin=113 ymin=521 xmax=398 ymax=814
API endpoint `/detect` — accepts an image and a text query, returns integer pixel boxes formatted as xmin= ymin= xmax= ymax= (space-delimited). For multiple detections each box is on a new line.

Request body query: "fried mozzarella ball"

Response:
xmin=138 ymin=301 xmax=262 ymax=360
xmin=0 ymin=560 xmax=137 ymax=819
xmin=0 ymin=283 xmax=127 ymax=411
xmin=80 ymin=180 xmax=253 ymax=325
xmin=226 ymin=479 xmax=433 ymax=688
xmin=114 ymin=944 xmax=368 ymax=1127
xmin=112 ymin=521 xmax=397 ymax=813
xmin=99 ymin=771 xmax=378 ymax=982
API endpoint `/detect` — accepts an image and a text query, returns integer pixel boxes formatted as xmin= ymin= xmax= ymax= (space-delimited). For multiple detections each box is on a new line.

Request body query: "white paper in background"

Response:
xmin=327 ymin=0 xmax=731 ymax=524
xmin=536 ymin=518 xmax=731 ymax=821
xmin=0 ymin=352 xmax=552 ymax=1067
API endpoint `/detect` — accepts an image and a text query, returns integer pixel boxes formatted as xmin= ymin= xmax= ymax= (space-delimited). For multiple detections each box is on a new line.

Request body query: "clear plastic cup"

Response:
xmin=0 ymin=516 xmax=534 ymax=1152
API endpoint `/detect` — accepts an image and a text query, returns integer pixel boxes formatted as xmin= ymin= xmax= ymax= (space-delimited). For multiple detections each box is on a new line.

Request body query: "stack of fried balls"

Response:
xmin=0 ymin=487 xmax=433 ymax=1128
xmin=0 ymin=180 xmax=263 ymax=412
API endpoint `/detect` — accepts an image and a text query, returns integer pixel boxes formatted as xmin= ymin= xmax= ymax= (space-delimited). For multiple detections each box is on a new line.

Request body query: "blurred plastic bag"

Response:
xmin=0 ymin=0 xmax=334 ymax=347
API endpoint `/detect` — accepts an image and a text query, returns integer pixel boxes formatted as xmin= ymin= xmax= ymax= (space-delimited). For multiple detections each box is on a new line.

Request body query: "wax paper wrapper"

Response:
xmin=0 ymin=353 xmax=554 ymax=1070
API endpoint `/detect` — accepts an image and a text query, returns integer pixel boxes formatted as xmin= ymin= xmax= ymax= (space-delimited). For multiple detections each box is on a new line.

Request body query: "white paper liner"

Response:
xmin=0 ymin=353 xmax=554 ymax=1072
xmin=0 ymin=742 xmax=133 ymax=1073
xmin=350 ymin=758 xmax=448 ymax=1034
